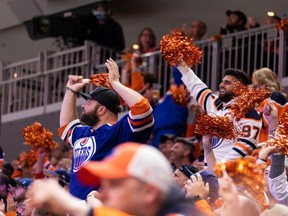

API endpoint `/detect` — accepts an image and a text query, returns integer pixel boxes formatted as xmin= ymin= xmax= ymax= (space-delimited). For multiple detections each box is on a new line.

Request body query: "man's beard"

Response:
xmin=80 ymin=106 xmax=100 ymax=126
xmin=218 ymin=91 xmax=235 ymax=102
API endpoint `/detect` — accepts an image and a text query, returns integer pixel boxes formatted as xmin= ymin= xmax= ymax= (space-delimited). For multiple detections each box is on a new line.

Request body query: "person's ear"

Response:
xmin=97 ymin=105 xmax=106 ymax=115
xmin=183 ymin=147 xmax=191 ymax=157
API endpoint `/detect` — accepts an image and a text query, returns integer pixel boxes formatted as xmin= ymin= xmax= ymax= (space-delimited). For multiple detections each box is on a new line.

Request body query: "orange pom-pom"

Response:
xmin=277 ymin=18 xmax=288 ymax=31
xmin=228 ymin=82 xmax=271 ymax=120
xmin=214 ymin=157 xmax=267 ymax=207
xmin=170 ymin=84 xmax=191 ymax=106
xmin=230 ymin=81 xmax=248 ymax=97
xmin=195 ymin=113 xmax=237 ymax=139
xmin=22 ymin=122 xmax=58 ymax=150
xmin=89 ymin=73 xmax=125 ymax=105
xmin=266 ymin=111 xmax=288 ymax=155
xmin=90 ymin=73 xmax=112 ymax=89
xmin=160 ymin=30 xmax=202 ymax=67
xmin=18 ymin=150 xmax=37 ymax=167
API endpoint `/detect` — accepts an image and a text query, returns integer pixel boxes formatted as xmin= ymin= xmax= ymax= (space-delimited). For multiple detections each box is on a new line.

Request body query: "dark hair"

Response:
xmin=224 ymin=68 xmax=250 ymax=85
xmin=34 ymin=208 xmax=58 ymax=216
xmin=2 ymin=163 xmax=14 ymax=177
xmin=95 ymin=1 xmax=112 ymax=16
xmin=160 ymin=134 xmax=177 ymax=143
xmin=138 ymin=27 xmax=156 ymax=52
xmin=142 ymin=72 xmax=157 ymax=89
xmin=174 ymin=137 xmax=195 ymax=163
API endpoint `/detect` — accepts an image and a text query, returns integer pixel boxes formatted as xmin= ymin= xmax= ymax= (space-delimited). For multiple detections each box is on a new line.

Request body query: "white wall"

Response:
xmin=0 ymin=25 xmax=56 ymax=62
xmin=0 ymin=0 xmax=287 ymax=62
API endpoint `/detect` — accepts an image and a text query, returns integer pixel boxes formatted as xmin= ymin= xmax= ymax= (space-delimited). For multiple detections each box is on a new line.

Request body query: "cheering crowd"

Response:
xmin=1 ymin=6 xmax=288 ymax=216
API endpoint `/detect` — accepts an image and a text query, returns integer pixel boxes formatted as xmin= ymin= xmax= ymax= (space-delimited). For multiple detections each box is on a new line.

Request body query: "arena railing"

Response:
xmin=0 ymin=24 xmax=286 ymax=123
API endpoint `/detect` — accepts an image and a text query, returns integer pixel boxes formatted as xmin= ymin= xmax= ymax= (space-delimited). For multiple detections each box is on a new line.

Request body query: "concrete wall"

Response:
xmin=1 ymin=0 xmax=287 ymax=62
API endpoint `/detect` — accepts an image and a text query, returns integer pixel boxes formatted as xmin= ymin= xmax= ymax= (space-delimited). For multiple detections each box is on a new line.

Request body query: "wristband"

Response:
xmin=65 ymin=86 xmax=78 ymax=95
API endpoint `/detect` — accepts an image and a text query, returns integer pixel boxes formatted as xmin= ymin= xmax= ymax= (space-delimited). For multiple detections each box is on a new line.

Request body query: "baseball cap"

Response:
xmin=226 ymin=10 xmax=247 ymax=25
xmin=199 ymin=170 xmax=219 ymax=203
xmin=17 ymin=178 xmax=33 ymax=188
xmin=79 ymin=86 xmax=120 ymax=115
xmin=43 ymin=169 xmax=70 ymax=186
xmin=78 ymin=142 xmax=173 ymax=194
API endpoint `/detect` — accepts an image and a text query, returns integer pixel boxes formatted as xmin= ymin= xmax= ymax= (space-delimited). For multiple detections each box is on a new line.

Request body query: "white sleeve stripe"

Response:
xmin=60 ymin=119 xmax=81 ymax=140
xmin=128 ymin=107 xmax=153 ymax=120
xmin=128 ymin=118 xmax=154 ymax=132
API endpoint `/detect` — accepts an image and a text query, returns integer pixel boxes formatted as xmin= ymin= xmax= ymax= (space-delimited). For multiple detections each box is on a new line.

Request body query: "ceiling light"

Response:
xmin=267 ymin=11 xmax=275 ymax=17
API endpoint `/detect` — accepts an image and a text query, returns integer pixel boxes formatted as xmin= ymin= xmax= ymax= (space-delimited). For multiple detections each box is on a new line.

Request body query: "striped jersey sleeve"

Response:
xmin=179 ymin=66 xmax=218 ymax=114
xmin=58 ymin=119 xmax=82 ymax=147
xmin=127 ymin=97 xmax=154 ymax=132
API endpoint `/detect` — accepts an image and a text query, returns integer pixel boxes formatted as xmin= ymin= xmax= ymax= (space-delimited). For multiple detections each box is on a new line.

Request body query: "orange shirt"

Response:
xmin=93 ymin=206 xmax=130 ymax=216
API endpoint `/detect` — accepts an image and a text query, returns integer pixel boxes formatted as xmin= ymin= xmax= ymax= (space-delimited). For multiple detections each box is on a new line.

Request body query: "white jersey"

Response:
xmin=178 ymin=66 xmax=262 ymax=161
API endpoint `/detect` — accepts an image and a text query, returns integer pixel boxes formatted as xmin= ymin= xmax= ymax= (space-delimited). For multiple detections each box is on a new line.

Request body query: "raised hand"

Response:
xmin=184 ymin=172 xmax=209 ymax=199
xmin=105 ymin=58 xmax=121 ymax=84
xmin=66 ymin=75 xmax=90 ymax=92
xmin=263 ymin=101 xmax=278 ymax=131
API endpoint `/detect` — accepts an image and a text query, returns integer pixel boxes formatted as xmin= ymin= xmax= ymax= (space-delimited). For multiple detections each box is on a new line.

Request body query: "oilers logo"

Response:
xmin=73 ymin=137 xmax=97 ymax=172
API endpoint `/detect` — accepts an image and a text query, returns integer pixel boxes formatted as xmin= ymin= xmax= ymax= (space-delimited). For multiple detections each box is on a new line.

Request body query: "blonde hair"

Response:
xmin=252 ymin=68 xmax=280 ymax=92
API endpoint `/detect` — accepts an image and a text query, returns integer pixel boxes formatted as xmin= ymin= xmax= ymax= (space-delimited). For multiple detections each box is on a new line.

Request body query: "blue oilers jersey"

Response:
xmin=59 ymin=98 xmax=154 ymax=199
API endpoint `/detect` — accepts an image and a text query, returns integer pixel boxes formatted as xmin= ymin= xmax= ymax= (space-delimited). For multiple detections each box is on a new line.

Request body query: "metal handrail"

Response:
xmin=0 ymin=25 xmax=286 ymax=123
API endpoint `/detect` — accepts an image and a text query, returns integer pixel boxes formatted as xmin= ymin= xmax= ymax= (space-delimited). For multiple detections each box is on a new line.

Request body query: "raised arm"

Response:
xmin=202 ymin=135 xmax=217 ymax=172
xmin=263 ymin=102 xmax=288 ymax=205
xmin=105 ymin=58 xmax=144 ymax=107
xmin=176 ymin=62 xmax=215 ymax=114
xmin=27 ymin=179 xmax=90 ymax=216
xmin=59 ymin=75 xmax=89 ymax=127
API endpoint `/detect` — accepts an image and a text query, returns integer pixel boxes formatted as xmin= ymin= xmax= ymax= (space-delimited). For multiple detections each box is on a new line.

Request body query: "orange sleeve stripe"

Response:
xmin=234 ymin=142 xmax=253 ymax=155
xmin=130 ymin=98 xmax=151 ymax=116
xmin=199 ymin=89 xmax=211 ymax=107
xmin=129 ymin=114 xmax=153 ymax=127
xmin=58 ymin=125 xmax=66 ymax=137
xmin=58 ymin=124 xmax=72 ymax=144
xmin=93 ymin=206 xmax=130 ymax=216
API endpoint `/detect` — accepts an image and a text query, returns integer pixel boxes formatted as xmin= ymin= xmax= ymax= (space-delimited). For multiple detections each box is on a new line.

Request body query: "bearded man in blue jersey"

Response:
xmin=58 ymin=58 xmax=154 ymax=199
